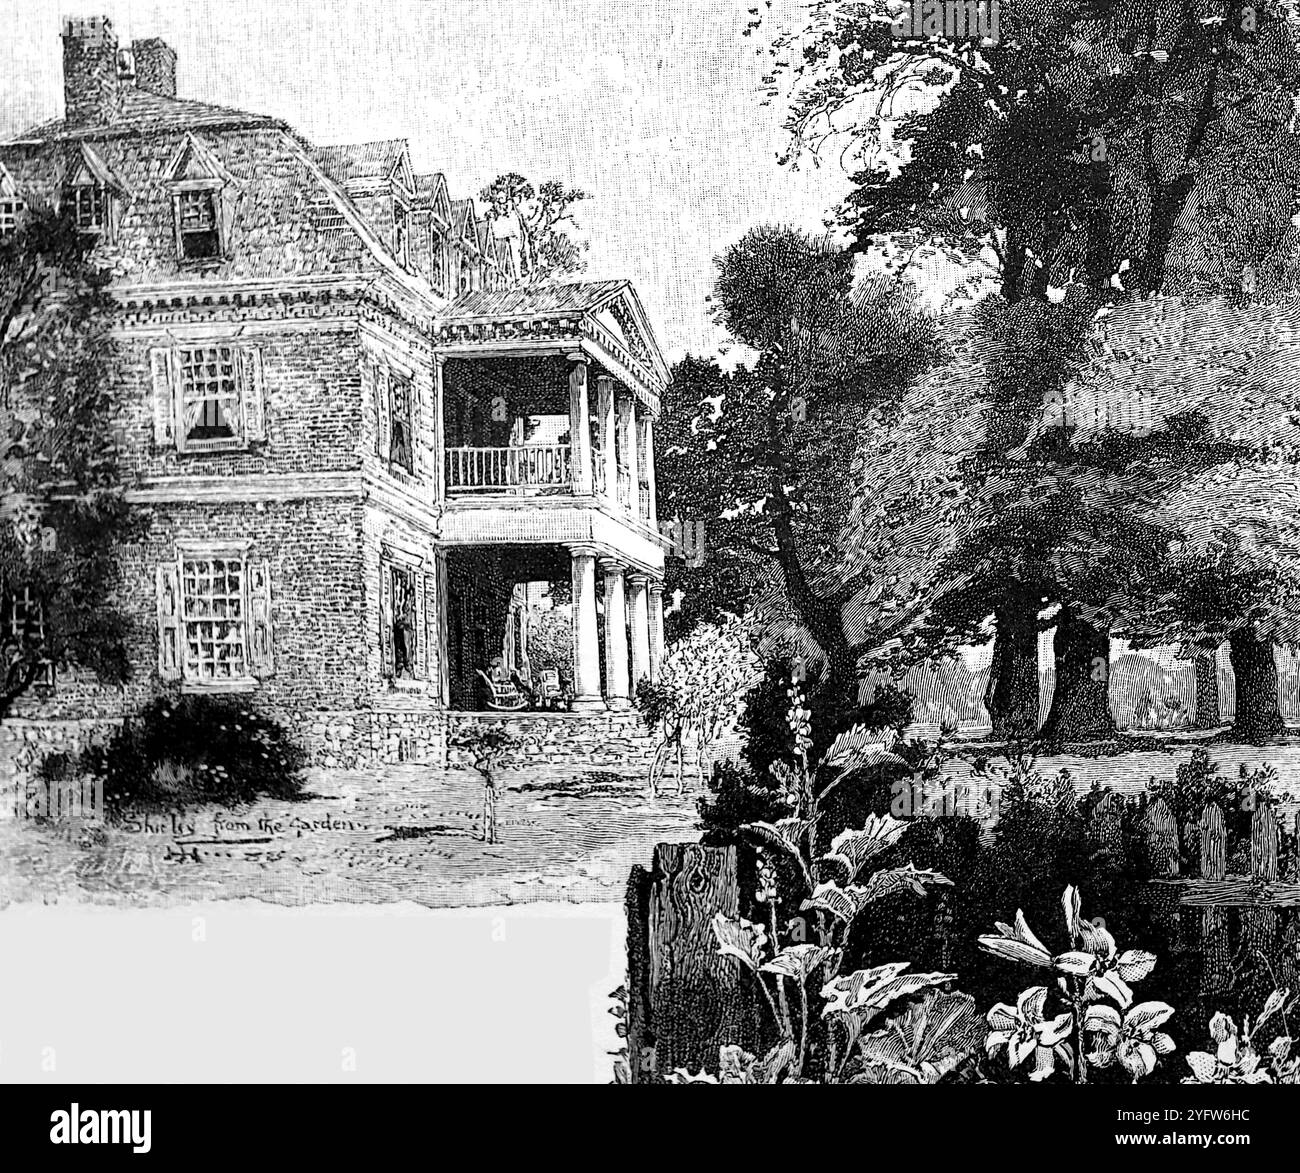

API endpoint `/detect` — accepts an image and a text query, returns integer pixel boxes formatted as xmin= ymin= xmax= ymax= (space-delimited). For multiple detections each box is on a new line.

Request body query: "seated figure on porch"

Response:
xmin=477 ymin=656 xmax=526 ymax=711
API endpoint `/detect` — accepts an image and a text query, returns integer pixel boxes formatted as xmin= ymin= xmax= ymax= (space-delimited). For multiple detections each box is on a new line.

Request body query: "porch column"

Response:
xmin=648 ymin=581 xmax=665 ymax=683
xmin=601 ymin=558 xmax=631 ymax=708
xmin=596 ymin=374 xmax=618 ymax=507
xmin=628 ymin=572 xmax=652 ymax=690
xmin=568 ymin=543 xmax=603 ymax=710
xmin=641 ymin=415 xmax=657 ymax=524
xmin=616 ymin=391 xmax=639 ymax=514
xmin=568 ymin=355 xmax=593 ymax=495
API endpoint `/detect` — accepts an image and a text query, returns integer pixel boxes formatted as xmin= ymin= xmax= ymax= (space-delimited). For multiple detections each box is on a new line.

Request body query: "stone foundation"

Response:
xmin=445 ymin=709 xmax=694 ymax=772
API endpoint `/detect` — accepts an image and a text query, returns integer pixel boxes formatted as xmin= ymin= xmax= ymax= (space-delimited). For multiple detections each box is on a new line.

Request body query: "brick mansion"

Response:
xmin=0 ymin=17 xmax=671 ymax=768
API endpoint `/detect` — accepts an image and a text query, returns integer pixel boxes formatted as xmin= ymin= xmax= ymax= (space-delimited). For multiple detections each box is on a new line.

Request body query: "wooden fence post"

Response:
xmin=1241 ymin=805 xmax=1282 ymax=1000
xmin=625 ymin=842 xmax=759 ymax=1082
xmin=1139 ymin=796 xmax=1184 ymax=961
xmin=1199 ymin=803 xmax=1231 ymax=995
xmin=1086 ymin=790 xmax=1125 ymax=865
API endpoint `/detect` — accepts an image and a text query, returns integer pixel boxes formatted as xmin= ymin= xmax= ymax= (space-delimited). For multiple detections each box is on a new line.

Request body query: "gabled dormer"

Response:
xmin=61 ymin=142 xmax=129 ymax=239
xmin=163 ymin=133 xmax=240 ymax=263
xmin=0 ymin=163 xmax=23 ymax=238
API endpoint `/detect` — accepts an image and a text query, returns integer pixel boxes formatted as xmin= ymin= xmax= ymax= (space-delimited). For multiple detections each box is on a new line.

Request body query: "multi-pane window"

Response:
xmin=387 ymin=564 xmax=419 ymax=680
xmin=389 ymin=374 xmax=414 ymax=472
xmin=181 ymin=556 xmax=248 ymax=683
xmin=177 ymin=190 xmax=220 ymax=260
xmin=179 ymin=345 xmax=240 ymax=445
xmin=2 ymin=587 xmax=53 ymax=687
xmin=66 ymin=183 xmax=107 ymax=232
xmin=0 ymin=199 xmax=22 ymax=238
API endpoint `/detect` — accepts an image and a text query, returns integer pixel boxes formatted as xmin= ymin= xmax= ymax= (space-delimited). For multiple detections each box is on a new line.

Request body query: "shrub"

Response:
xmin=80 ymin=694 xmax=306 ymax=812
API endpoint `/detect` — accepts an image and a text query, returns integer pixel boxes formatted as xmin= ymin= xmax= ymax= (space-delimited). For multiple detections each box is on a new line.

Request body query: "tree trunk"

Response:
xmin=1228 ymin=629 xmax=1284 ymax=743
xmin=1193 ymin=649 xmax=1221 ymax=729
xmin=984 ymin=603 xmax=1040 ymax=741
xmin=1040 ymin=609 xmax=1116 ymax=744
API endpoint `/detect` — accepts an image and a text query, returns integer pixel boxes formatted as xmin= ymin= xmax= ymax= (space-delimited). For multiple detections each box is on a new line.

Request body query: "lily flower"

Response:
xmin=1183 ymin=1012 xmax=1273 ymax=1085
xmin=985 ymin=986 xmax=1074 ymax=1081
xmin=1054 ymin=919 xmax=1155 ymax=1007
xmin=978 ymin=910 xmax=1053 ymax=969
xmin=1085 ymin=1002 xmax=1176 ymax=1081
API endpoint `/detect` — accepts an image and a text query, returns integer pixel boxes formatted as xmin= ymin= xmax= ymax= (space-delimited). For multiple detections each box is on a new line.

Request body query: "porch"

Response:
xmin=443 ymin=543 xmax=664 ymax=715
xmin=432 ymin=280 xmax=666 ymax=534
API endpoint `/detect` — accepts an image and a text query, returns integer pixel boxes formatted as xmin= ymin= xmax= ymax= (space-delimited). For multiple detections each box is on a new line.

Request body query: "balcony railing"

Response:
xmin=445 ymin=444 xmax=573 ymax=493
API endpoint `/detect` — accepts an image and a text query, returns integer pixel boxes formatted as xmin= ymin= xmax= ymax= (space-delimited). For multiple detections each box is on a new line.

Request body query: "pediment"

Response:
xmin=163 ymin=133 xmax=236 ymax=188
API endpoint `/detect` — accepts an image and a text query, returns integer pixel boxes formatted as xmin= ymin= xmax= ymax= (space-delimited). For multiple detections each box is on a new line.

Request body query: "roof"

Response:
xmin=4 ymin=88 xmax=280 ymax=144
xmin=446 ymin=279 xmax=633 ymax=320
xmin=316 ymin=139 xmax=408 ymax=187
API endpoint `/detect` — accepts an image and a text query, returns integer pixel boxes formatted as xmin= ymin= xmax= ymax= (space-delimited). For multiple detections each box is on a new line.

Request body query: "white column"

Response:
xmin=601 ymin=559 xmax=630 ymax=708
xmin=615 ymin=391 xmax=638 ymax=514
xmin=628 ymin=572 xmax=651 ymax=689
xmin=597 ymin=374 xmax=617 ymax=507
xmin=648 ymin=581 xmax=664 ymax=683
xmin=569 ymin=544 xmax=603 ymax=710
xmin=568 ymin=356 xmax=593 ymax=495
xmin=641 ymin=415 xmax=657 ymax=524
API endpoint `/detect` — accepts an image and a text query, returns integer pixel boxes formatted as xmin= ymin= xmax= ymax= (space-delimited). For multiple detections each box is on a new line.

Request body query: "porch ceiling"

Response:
xmin=433 ymin=280 xmax=667 ymax=416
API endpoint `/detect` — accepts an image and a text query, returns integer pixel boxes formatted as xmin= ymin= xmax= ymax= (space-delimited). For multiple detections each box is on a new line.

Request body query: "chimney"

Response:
xmin=132 ymin=37 xmax=177 ymax=98
xmin=61 ymin=15 xmax=122 ymax=124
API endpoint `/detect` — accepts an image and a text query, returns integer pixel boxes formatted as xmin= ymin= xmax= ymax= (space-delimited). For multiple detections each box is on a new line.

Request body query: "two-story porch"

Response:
xmin=432 ymin=281 xmax=670 ymax=713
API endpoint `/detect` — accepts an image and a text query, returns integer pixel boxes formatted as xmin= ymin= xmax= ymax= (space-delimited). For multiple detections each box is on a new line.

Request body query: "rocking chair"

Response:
xmin=476 ymin=669 xmax=526 ymax=711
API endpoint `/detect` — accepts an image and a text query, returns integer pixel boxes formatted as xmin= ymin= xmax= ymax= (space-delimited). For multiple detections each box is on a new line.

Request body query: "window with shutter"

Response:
xmin=151 ymin=342 xmax=266 ymax=453
xmin=161 ymin=548 xmax=267 ymax=692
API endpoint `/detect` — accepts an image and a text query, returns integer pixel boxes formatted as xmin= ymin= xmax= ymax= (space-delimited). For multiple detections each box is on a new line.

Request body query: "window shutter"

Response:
xmin=249 ymin=560 xmax=274 ymax=676
xmin=421 ymin=571 xmax=435 ymax=681
xmin=379 ymin=563 xmax=393 ymax=678
xmin=375 ymin=366 xmax=389 ymax=459
xmin=150 ymin=348 xmax=175 ymax=446
xmin=240 ymin=347 xmax=266 ymax=442
xmin=156 ymin=563 xmax=182 ymax=681
xmin=106 ymin=192 xmax=125 ymax=244
xmin=218 ymin=187 xmax=239 ymax=257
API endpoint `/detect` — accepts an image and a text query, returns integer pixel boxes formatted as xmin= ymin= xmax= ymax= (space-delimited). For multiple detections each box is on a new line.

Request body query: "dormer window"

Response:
xmin=177 ymin=189 xmax=220 ymax=259
xmin=0 ymin=197 xmax=22 ymax=238
xmin=430 ymin=231 xmax=447 ymax=295
xmin=164 ymin=134 xmax=240 ymax=266
xmin=394 ymin=199 xmax=411 ymax=269
xmin=67 ymin=179 xmax=107 ymax=233
xmin=59 ymin=145 xmax=128 ymax=241
xmin=459 ymin=254 xmax=472 ymax=295
xmin=0 ymin=166 xmax=24 ymax=238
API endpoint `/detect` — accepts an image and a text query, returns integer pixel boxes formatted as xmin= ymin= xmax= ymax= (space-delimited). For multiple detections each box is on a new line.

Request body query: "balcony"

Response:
xmin=446 ymin=444 xmax=572 ymax=494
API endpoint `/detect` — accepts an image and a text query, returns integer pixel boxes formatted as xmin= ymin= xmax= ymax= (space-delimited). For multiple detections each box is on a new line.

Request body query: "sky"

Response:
xmin=0 ymin=0 xmax=855 ymax=361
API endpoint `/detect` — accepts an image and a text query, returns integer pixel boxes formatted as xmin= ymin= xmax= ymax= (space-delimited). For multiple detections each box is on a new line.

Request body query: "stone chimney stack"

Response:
xmin=61 ymin=15 xmax=122 ymax=124
xmin=132 ymin=37 xmax=177 ymax=98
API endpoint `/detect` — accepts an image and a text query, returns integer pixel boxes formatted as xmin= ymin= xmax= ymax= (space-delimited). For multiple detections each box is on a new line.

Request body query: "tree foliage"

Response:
xmin=1 ymin=204 xmax=140 ymax=718
xmin=478 ymin=172 xmax=589 ymax=284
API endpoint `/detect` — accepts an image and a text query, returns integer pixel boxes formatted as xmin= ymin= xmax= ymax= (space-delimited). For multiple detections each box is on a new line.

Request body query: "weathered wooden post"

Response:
xmin=1240 ymin=804 xmax=1281 ymax=995
xmin=1200 ymin=803 xmax=1231 ymax=995
xmin=1139 ymin=797 xmax=1183 ymax=961
xmin=625 ymin=843 xmax=759 ymax=1082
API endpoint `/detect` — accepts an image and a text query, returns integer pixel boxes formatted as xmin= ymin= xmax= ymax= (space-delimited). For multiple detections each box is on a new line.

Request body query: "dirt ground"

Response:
xmin=2 ymin=740 xmax=1296 ymax=910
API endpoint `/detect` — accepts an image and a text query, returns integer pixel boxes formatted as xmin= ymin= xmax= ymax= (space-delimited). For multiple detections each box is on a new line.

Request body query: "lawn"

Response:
xmin=1 ymin=738 xmax=1296 ymax=910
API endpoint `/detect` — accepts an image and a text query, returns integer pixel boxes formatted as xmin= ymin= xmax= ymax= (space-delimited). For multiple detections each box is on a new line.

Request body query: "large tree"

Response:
xmin=1 ymin=205 xmax=138 ymax=718
xmin=478 ymin=173 xmax=589 ymax=285
xmin=755 ymin=0 xmax=1300 ymax=740
xmin=658 ymin=226 xmax=948 ymax=749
